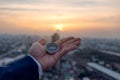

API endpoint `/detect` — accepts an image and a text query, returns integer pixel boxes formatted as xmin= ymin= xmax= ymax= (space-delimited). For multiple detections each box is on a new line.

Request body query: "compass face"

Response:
xmin=46 ymin=43 xmax=60 ymax=54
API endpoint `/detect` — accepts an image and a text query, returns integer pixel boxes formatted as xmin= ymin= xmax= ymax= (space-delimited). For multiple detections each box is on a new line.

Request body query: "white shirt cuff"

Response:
xmin=27 ymin=54 xmax=43 ymax=77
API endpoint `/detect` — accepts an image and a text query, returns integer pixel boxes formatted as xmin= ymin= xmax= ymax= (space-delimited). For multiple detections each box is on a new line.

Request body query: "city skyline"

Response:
xmin=0 ymin=0 xmax=120 ymax=38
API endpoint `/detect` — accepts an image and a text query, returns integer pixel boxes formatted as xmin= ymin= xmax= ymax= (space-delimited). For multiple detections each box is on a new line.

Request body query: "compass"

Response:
xmin=46 ymin=43 xmax=60 ymax=54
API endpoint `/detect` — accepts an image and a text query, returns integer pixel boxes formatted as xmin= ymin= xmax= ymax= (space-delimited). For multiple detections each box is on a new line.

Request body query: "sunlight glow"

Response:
xmin=55 ymin=24 xmax=63 ymax=31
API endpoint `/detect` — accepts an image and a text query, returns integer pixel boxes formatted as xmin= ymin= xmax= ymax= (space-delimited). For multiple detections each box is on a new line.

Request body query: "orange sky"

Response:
xmin=0 ymin=0 xmax=120 ymax=38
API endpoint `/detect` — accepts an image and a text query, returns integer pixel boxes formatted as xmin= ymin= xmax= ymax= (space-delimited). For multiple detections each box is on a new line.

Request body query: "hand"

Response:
xmin=29 ymin=37 xmax=81 ymax=71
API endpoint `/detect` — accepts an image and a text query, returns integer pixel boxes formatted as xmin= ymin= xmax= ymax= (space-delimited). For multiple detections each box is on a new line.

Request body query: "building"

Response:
xmin=52 ymin=32 xmax=60 ymax=42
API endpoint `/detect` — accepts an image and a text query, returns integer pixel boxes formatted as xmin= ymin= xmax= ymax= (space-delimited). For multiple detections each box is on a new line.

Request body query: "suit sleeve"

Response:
xmin=0 ymin=56 xmax=39 ymax=80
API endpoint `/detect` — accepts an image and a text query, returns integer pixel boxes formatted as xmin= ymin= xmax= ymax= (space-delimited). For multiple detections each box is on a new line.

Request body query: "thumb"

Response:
xmin=38 ymin=39 xmax=46 ymax=45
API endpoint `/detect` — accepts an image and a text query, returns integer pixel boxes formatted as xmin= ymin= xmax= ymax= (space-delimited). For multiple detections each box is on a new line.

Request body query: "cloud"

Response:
xmin=0 ymin=0 xmax=120 ymax=38
xmin=0 ymin=7 xmax=50 ymax=11
xmin=0 ymin=0 xmax=44 ymax=4
xmin=0 ymin=0 xmax=120 ymax=12
xmin=0 ymin=0 xmax=120 ymax=7
xmin=93 ymin=15 xmax=120 ymax=23
xmin=64 ymin=0 xmax=120 ymax=7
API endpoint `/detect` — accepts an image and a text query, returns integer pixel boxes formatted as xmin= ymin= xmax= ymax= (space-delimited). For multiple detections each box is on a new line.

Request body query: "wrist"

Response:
xmin=36 ymin=58 xmax=46 ymax=71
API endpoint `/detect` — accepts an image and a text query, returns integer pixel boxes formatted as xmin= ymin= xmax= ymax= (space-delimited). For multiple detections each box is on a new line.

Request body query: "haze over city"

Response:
xmin=0 ymin=1 xmax=120 ymax=80
xmin=0 ymin=0 xmax=120 ymax=38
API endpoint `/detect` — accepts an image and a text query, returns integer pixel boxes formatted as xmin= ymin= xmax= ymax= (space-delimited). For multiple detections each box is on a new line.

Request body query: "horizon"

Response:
xmin=0 ymin=0 xmax=120 ymax=38
xmin=0 ymin=33 xmax=120 ymax=40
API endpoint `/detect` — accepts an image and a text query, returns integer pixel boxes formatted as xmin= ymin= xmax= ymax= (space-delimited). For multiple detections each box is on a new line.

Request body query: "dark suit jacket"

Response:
xmin=0 ymin=56 xmax=39 ymax=80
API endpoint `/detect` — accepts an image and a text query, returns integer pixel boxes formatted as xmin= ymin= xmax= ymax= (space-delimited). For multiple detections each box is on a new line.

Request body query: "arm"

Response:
xmin=0 ymin=37 xmax=81 ymax=80
xmin=0 ymin=56 xmax=39 ymax=80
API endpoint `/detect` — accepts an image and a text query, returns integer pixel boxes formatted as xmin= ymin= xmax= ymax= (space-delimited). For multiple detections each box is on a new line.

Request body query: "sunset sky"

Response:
xmin=0 ymin=0 xmax=120 ymax=38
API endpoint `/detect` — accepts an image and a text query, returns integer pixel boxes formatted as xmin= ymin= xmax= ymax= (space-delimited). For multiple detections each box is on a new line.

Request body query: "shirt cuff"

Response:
xmin=27 ymin=54 xmax=43 ymax=77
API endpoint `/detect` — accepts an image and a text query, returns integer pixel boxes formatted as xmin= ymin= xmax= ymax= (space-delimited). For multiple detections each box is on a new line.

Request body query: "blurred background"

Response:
xmin=0 ymin=0 xmax=120 ymax=80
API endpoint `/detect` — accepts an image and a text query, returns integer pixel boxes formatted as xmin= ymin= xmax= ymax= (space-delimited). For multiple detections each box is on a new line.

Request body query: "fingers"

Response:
xmin=38 ymin=39 xmax=46 ymax=45
xmin=53 ymin=39 xmax=81 ymax=61
xmin=53 ymin=45 xmax=78 ymax=61
xmin=61 ymin=38 xmax=81 ymax=47
xmin=60 ymin=45 xmax=78 ymax=56
xmin=66 ymin=41 xmax=81 ymax=48
xmin=57 ymin=37 xmax=74 ymax=45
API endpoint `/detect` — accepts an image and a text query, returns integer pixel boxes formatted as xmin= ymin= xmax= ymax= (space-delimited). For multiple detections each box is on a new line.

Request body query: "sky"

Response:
xmin=0 ymin=0 xmax=120 ymax=38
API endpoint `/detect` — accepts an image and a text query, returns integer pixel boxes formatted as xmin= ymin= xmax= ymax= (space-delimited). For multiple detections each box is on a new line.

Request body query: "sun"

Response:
xmin=55 ymin=24 xmax=63 ymax=31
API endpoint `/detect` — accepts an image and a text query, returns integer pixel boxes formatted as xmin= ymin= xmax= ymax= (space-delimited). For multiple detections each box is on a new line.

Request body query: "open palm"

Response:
xmin=29 ymin=37 xmax=81 ymax=70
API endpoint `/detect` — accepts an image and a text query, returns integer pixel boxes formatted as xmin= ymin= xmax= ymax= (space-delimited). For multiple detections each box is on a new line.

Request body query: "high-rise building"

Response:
xmin=51 ymin=30 xmax=61 ymax=79
xmin=52 ymin=31 xmax=60 ymax=42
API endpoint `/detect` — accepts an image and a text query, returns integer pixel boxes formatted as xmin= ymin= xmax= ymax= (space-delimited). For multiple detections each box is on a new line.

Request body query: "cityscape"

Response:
xmin=0 ymin=34 xmax=120 ymax=80
xmin=0 ymin=0 xmax=120 ymax=80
